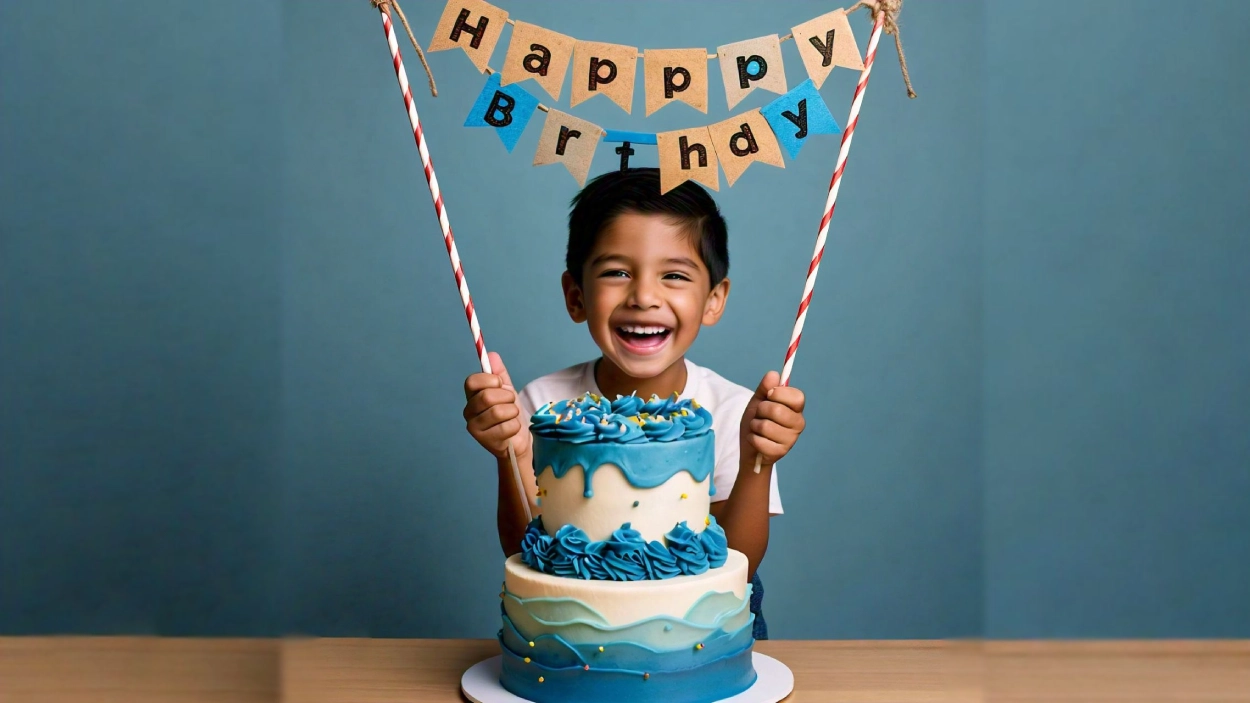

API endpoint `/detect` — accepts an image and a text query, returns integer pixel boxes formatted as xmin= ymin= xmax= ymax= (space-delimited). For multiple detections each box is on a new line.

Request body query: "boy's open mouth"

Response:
xmin=614 ymin=324 xmax=673 ymax=355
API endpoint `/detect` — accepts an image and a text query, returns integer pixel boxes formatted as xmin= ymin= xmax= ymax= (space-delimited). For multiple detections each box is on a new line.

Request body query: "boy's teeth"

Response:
xmin=620 ymin=325 xmax=669 ymax=335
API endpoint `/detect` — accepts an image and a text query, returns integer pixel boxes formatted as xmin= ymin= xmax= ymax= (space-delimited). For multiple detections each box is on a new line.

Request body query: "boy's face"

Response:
xmin=562 ymin=212 xmax=730 ymax=380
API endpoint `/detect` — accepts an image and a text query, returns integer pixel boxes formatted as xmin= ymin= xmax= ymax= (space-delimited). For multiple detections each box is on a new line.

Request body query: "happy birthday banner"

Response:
xmin=425 ymin=0 xmax=868 ymax=192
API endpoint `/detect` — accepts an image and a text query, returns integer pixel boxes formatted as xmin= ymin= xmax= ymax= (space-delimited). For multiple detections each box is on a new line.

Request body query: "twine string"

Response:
xmin=371 ymin=0 xmax=438 ymax=97
xmin=848 ymin=0 xmax=916 ymax=98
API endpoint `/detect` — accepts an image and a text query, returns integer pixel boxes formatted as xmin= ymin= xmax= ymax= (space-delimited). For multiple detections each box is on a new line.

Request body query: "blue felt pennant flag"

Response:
xmin=760 ymin=79 xmax=840 ymax=160
xmin=464 ymin=72 xmax=540 ymax=153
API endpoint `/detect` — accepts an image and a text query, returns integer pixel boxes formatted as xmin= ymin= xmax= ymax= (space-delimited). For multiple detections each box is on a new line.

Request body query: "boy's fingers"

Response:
xmin=467 ymin=400 xmax=520 ymax=428
xmin=754 ymin=401 xmax=804 ymax=430
xmin=488 ymin=352 xmax=515 ymax=391
xmin=753 ymin=370 xmax=781 ymax=400
xmin=483 ymin=419 xmax=522 ymax=446
xmin=750 ymin=418 xmax=797 ymax=445
xmin=463 ymin=388 xmax=510 ymax=420
xmin=748 ymin=434 xmax=787 ymax=462
xmin=464 ymin=372 xmax=503 ymax=398
xmin=768 ymin=386 xmax=805 ymax=412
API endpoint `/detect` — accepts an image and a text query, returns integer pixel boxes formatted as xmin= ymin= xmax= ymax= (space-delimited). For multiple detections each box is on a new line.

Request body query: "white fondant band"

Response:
xmin=503 ymin=550 xmax=748 ymax=627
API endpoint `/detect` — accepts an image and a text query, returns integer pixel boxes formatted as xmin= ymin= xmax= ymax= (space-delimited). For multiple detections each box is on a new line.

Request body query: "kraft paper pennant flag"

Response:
xmin=571 ymin=41 xmax=639 ymax=113
xmin=427 ymin=0 xmax=509 ymax=74
xmin=708 ymin=109 xmax=785 ymax=187
xmin=760 ymin=79 xmax=840 ymax=160
xmin=791 ymin=9 xmax=864 ymax=89
xmin=715 ymin=34 xmax=787 ymax=110
xmin=656 ymin=127 xmax=719 ymax=194
xmin=532 ymin=109 xmax=604 ymax=187
xmin=643 ymin=48 xmax=709 ymax=116
xmin=500 ymin=21 xmax=575 ymax=102
xmin=464 ymin=72 xmax=540 ymax=152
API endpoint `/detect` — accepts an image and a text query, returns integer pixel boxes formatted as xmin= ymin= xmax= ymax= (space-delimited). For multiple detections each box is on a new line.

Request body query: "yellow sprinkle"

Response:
xmin=538 ymin=676 xmax=545 ymax=683
xmin=529 ymin=641 xmax=535 ymax=647
xmin=680 ymin=493 xmax=688 ymax=500
xmin=696 ymin=643 xmax=704 ymax=650
xmin=705 ymin=515 xmax=711 ymax=526
xmin=524 ymin=657 xmax=531 ymax=664
xmin=598 ymin=646 xmax=605 ymax=652
xmin=692 ymin=400 xmax=701 ymax=409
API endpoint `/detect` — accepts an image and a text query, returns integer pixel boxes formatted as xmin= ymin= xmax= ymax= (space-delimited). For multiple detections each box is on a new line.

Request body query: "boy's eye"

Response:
xmin=599 ymin=269 xmax=629 ymax=278
xmin=663 ymin=272 xmax=692 ymax=281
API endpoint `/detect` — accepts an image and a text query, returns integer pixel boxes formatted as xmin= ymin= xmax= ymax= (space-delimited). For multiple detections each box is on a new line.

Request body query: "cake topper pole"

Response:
xmin=755 ymin=3 xmax=891 ymax=473
xmin=376 ymin=5 xmax=531 ymax=520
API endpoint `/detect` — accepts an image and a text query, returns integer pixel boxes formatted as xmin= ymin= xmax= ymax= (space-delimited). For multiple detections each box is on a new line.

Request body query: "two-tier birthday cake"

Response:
xmin=498 ymin=393 xmax=757 ymax=703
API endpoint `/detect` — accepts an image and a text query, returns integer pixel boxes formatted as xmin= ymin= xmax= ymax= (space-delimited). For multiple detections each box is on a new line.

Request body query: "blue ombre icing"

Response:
xmin=521 ymin=515 xmax=729 ymax=581
xmin=498 ymin=585 xmax=757 ymax=703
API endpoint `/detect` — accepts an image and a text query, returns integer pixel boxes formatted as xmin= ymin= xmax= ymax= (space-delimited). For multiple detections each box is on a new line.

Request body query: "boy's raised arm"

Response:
xmin=713 ymin=371 xmax=805 ymax=581
xmin=463 ymin=352 xmax=537 ymax=556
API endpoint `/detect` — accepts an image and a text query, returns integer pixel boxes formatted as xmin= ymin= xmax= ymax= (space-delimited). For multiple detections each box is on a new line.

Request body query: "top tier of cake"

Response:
xmin=530 ymin=392 xmax=718 ymax=546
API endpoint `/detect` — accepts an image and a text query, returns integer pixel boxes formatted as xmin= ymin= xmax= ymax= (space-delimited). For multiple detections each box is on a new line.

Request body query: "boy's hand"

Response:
xmin=464 ymin=352 xmax=531 ymax=459
xmin=740 ymin=371 xmax=806 ymax=467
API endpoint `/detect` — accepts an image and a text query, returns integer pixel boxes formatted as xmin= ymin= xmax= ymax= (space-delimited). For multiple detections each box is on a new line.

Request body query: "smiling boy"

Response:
xmin=463 ymin=168 xmax=806 ymax=637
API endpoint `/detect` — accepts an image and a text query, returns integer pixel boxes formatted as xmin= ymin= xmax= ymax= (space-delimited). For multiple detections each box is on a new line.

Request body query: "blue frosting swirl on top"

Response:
xmin=521 ymin=515 xmax=729 ymax=581
xmin=532 ymin=393 xmax=714 ymax=444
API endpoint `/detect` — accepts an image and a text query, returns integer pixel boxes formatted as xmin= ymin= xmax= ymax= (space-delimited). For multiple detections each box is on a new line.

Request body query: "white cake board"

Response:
xmin=462 ymin=652 xmax=793 ymax=703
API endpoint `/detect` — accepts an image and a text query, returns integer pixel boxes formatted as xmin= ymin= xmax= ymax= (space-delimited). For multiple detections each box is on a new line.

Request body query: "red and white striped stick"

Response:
xmin=754 ymin=11 xmax=886 ymax=473
xmin=378 ymin=8 xmax=531 ymax=521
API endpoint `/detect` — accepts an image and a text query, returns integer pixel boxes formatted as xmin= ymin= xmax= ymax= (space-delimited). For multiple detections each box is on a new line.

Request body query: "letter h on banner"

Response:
xmin=427 ymin=0 xmax=510 ymax=74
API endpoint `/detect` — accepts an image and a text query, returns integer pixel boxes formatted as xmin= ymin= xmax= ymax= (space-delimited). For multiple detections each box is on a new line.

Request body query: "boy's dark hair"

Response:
xmin=567 ymin=168 xmax=729 ymax=289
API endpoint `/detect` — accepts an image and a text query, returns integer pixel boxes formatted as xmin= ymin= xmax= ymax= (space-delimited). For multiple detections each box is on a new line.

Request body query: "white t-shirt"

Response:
xmin=516 ymin=358 xmax=783 ymax=515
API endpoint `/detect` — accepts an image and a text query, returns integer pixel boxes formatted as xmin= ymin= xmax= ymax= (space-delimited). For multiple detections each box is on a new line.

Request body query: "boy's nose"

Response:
xmin=627 ymin=279 xmax=662 ymax=309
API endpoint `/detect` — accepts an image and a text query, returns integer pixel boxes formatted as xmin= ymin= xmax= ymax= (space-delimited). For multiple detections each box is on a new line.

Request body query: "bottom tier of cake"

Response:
xmin=499 ymin=550 xmax=757 ymax=703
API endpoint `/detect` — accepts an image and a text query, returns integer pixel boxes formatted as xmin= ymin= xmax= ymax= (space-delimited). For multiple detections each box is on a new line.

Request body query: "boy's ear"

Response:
xmin=561 ymin=271 xmax=588 ymax=323
xmin=701 ymin=277 xmax=731 ymax=326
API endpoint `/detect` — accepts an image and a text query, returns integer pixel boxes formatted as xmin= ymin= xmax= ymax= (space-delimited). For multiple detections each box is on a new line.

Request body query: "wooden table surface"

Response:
xmin=1 ymin=638 xmax=1247 ymax=702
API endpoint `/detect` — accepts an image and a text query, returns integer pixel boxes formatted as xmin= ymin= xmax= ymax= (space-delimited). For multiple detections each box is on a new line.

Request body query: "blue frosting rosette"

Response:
xmin=532 ymin=392 xmax=712 ymax=444
xmin=663 ymin=520 xmax=711 ymax=575
xmin=520 ymin=518 xmax=555 ymax=572
xmin=520 ymin=516 xmax=730 ymax=581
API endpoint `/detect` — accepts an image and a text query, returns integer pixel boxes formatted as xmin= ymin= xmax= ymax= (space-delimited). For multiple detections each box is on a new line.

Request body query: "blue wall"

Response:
xmin=981 ymin=1 xmax=1250 ymax=637
xmin=1 ymin=0 xmax=1245 ymax=639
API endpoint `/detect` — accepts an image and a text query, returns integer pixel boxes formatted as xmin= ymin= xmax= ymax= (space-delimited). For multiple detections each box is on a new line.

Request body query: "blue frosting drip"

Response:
xmin=532 ymin=432 xmax=716 ymax=498
xmin=521 ymin=516 xmax=728 ymax=581
xmin=531 ymin=393 xmax=715 ymax=444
